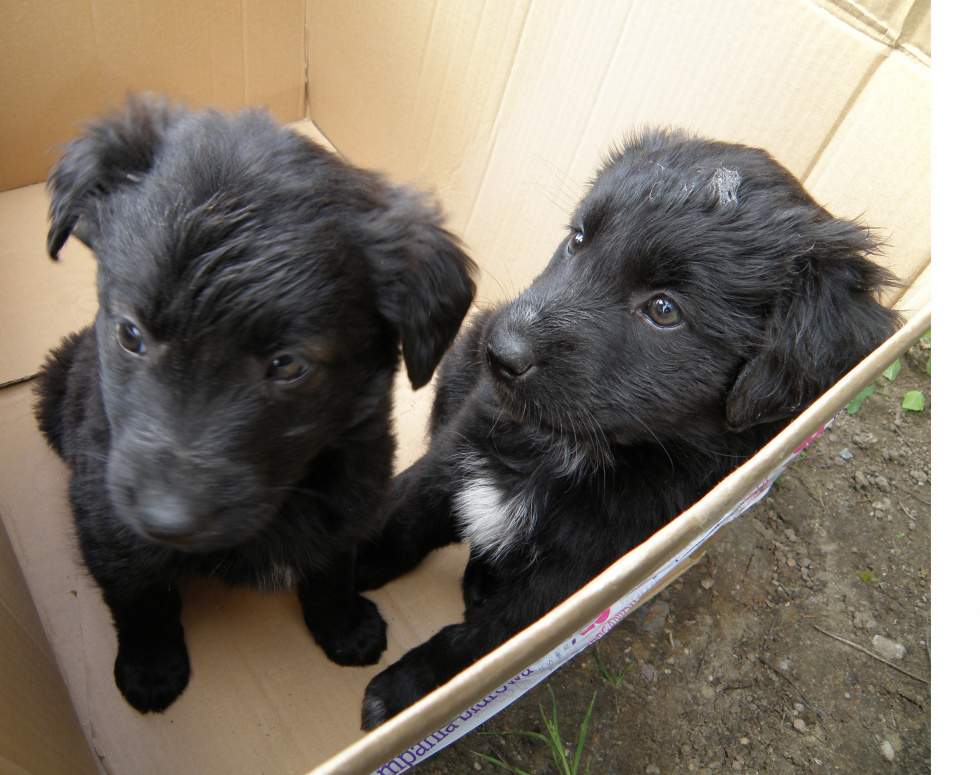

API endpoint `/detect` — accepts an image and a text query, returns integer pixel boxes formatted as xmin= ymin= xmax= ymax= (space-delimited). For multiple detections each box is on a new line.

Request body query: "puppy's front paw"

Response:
xmin=305 ymin=593 xmax=388 ymax=667
xmin=113 ymin=634 xmax=190 ymax=713
xmin=361 ymin=656 xmax=437 ymax=730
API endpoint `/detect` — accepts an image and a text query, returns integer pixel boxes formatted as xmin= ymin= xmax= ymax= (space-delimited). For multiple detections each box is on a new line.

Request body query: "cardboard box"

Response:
xmin=0 ymin=1 xmax=930 ymax=773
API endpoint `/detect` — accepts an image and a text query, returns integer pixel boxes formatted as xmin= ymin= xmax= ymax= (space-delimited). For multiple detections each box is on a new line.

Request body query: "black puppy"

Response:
xmin=33 ymin=96 xmax=476 ymax=713
xmin=356 ymin=128 xmax=900 ymax=729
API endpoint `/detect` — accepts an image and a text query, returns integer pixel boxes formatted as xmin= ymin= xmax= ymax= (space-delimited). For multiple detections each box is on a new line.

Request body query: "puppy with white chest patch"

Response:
xmin=355 ymin=127 xmax=900 ymax=729
xmin=33 ymin=96 xmax=476 ymax=713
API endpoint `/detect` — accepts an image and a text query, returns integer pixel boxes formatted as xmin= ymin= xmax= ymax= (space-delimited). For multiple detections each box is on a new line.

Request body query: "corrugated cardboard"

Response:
xmin=309 ymin=0 xmax=928 ymax=309
xmin=0 ymin=0 xmax=305 ymax=192
xmin=0 ymin=2 xmax=930 ymax=774
xmin=0 ymin=500 xmax=96 ymax=775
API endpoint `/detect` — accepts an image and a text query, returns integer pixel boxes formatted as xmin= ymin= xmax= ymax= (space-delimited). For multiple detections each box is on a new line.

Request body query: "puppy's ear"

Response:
xmin=725 ymin=217 xmax=901 ymax=432
xmin=47 ymin=94 xmax=181 ymax=259
xmin=362 ymin=187 xmax=478 ymax=389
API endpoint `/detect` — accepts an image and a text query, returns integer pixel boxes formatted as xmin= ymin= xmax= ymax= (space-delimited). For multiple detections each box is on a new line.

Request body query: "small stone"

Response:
xmin=854 ymin=470 xmax=868 ymax=487
xmin=872 ymin=635 xmax=906 ymax=661
xmin=853 ymin=610 xmax=877 ymax=630
xmin=739 ymin=738 xmax=749 ymax=745
xmin=874 ymin=475 xmax=891 ymax=492
xmin=793 ymin=718 xmax=807 ymax=733
xmin=840 ymin=448 xmax=854 ymax=460
xmin=880 ymin=740 xmax=895 ymax=762
xmin=646 ymin=765 xmax=660 ymax=774
xmin=700 ymin=685 xmax=716 ymax=699
xmin=701 ymin=578 xmax=715 ymax=590
xmin=852 ymin=431 xmax=878 ymax=448
xmin=473 ymin=761 xmax=483 ymax=771
xmin=641 ymin=600 xmax=670 ymax=634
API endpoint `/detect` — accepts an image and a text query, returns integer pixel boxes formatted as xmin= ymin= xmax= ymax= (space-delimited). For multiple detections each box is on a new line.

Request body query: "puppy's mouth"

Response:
xmin=484 ymin=360 xmax=541 ymax=425
xmin=115 ymin=488 xmax=280 ymax=553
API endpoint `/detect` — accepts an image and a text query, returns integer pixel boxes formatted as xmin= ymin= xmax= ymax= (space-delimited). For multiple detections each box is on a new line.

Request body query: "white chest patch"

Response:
xmin=454 ymin=460 xmax=536 ymax=560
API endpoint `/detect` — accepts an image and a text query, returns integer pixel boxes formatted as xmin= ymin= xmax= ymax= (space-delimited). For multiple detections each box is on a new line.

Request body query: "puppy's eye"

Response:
xmin=565 ymin=229 xmax=586 ymax=257
xmin=267 ymin=354 xmax=309 ymax=382
xmin=116 ymin=321 xmax=147 ymax=355
xmin=644 ymin=296 xmax=682 ymax=328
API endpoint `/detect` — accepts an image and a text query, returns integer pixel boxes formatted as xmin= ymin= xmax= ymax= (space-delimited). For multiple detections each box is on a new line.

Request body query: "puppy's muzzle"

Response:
xmin=485 ymin=322 xmax=535 ymax=383
xmin=107 ymin=433 xmax=272 ymax=552
xmin=135 ymin=489 xmax=207 ymax=544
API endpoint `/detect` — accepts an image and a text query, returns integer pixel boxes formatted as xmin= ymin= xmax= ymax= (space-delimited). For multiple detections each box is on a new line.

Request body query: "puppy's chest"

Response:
xmin=453 ymin=456 xmax=541 ymax=560
xmin=199 ymin=551 xmax=298 ymax=591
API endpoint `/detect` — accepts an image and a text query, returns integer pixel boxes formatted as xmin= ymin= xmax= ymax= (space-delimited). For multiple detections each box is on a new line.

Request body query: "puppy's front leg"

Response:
xmin=299 ymin=554 xmax=387 ymax=667
xmin=354 ymin=457 xmax=461 ymax=592
xmin=361 ymin=566 xmax=575 ymax=730
xmin=103 ymin=585 xmax=190 ymax=714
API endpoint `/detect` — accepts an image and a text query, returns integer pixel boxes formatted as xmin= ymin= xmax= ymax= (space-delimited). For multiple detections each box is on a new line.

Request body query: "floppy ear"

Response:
xmin=361 ymin=186 xmax=478 ymax=389
xmin=47 ymin=94 xmax=181 ymax=259
xmin=725 ymin=217 xmax=901 ymax=432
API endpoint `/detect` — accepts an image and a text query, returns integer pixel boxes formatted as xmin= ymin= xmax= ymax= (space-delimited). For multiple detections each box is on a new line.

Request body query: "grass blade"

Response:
xmin=473 ymin=751 xmax=531 ymax=775
xmin=572 ymin=692 xmax=598 ymax=774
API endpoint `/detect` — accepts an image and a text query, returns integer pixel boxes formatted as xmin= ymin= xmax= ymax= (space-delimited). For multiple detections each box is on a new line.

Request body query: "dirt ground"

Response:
xmin=412 ymin=338 xmax=931 ymax=775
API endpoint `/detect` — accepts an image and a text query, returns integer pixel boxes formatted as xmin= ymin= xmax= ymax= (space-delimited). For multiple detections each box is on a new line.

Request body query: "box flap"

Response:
xmin=0 ymin=0 xmax=306 ymax=192
xmin=811 ymin=0 xmax=931 ymax=59
xmin=804 ymin=52 xmax=931 ymax=311
xmin=308 ymin=0 xmax=907 ymax=307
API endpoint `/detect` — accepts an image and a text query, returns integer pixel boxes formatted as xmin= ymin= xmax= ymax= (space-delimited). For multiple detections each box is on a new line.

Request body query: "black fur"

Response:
xmin=34 ymin=95 xmax=476 ymax=713
xmin=355 ymin=128 xmax=900 ymax=729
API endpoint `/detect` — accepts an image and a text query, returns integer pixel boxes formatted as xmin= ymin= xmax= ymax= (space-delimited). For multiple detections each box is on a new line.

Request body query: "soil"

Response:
xmin=412 ymin=339 xmax=931 ymax=775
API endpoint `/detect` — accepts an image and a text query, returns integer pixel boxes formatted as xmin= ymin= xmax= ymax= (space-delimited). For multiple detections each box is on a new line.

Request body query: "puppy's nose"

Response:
xmin=485 ymin=327 xmax=535 ymax=382
xmin=136 ymin=492 xmax=202 ymax=543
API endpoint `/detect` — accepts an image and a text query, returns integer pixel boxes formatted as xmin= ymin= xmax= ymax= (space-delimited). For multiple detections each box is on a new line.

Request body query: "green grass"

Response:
xmin=594 ymin=646 xmax=634 ymax=688
xmin=475 ymin=686 xmax=597 ymax=775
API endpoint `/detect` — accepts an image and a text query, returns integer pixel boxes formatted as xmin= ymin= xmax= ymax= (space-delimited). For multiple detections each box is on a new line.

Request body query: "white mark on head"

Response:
xmin=712 ymin=167 xmax=741 ymax=206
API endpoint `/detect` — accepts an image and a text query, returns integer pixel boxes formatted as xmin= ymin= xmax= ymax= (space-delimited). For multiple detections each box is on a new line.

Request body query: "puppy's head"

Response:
xmin=482 ymin=128 xmax=899 ymax=461
xmin=48 ymin=95 xmax=476 ymax=551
